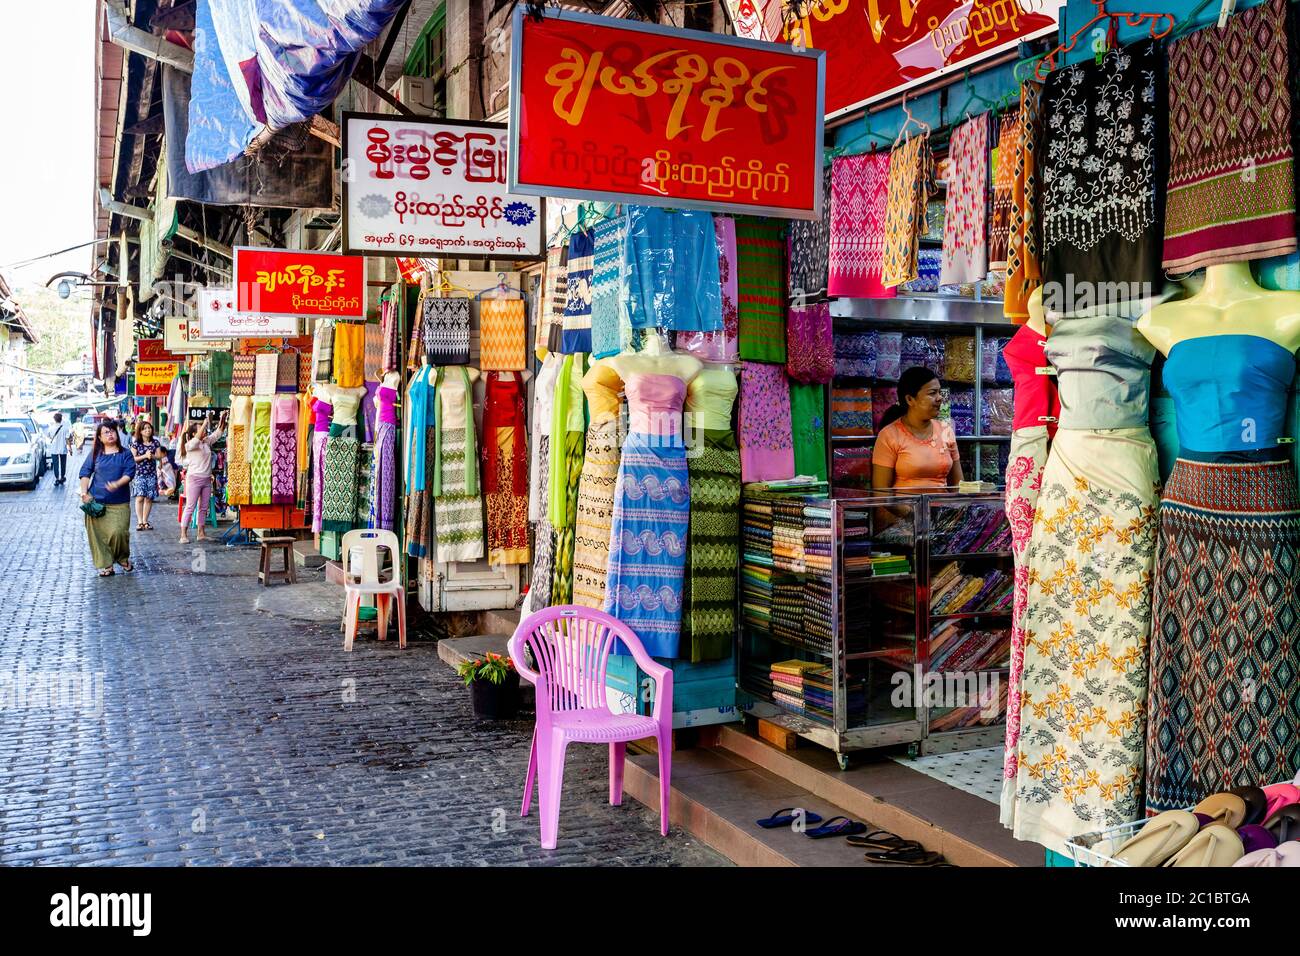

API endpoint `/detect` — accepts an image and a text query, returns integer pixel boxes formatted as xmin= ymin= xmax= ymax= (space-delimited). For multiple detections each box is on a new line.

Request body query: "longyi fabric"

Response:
xmin=590 ymin=215 xmax=631 ymax=360
xmin=940 ymin=114 xmax=989 ymax=286
xmin=736 ymin=218 xmax=787 ymax=363
xmin=480 ymin=298 xmax=528 ymax=371
xmin=880 ymin=134 xmax=936 ymax=288
xmin=332 ymin=321 xmax=366 ymax=387
xmin=623 ymin=206 xmax=722 ymax=333
xmin=990 ymin=113 xmax=1019 ymax=270
xmin=828 ymin=151 xmax=896 ymax=299
xmin=561 ymin=228 xmax=595 ymax=354
xmin=739 ymin=361 xmax=794 ymax=482
xmin=482 ymin=372 xmax=529 ymax=566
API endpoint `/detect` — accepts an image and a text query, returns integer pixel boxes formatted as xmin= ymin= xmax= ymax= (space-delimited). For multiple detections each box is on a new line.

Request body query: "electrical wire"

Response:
xmin=1 ymin=238 xmax=114 ymax=271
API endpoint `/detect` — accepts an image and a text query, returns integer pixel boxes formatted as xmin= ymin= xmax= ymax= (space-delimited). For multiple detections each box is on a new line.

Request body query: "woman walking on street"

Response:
xmin=178 ymin=412 xmax=226 ymax=544
xmin=130 ymin=420 xmax=163 ymax=530
xmin=79 ymin=422 xmax=137 ymax=576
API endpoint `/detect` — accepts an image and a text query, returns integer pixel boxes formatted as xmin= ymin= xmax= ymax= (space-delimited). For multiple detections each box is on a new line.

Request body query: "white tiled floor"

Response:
xmin=893 ymin=747 xmax=1003 ymax=804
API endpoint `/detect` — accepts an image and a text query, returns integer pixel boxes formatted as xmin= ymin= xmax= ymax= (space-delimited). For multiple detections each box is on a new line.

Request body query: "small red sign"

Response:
xmin=137 ymin=338 xmax=180 ymax=363
xmin=509 ymin=9 xmax=826 ymax=219
xmin=233 ymin=247 xmax=367 ymax=319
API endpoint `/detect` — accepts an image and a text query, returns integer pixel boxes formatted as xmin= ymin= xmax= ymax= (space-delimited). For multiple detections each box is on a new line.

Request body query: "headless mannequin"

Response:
xmin=1137 ymin=262 xmax=1300 ymax=356
xmin=1026 ymin=286 xmax=1051 ymax=338
xmin=601 ymin=331 xmax=702 ymax=385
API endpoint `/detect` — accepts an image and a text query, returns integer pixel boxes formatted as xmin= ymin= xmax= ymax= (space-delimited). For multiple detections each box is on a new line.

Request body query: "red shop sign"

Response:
xmin=508 ymin=8 xmax=826 ymax=220
xmin=136 ymin=338 xmax=180 ymax=363
xmin=233 ymin=247 xmax=367 ymax=319
xmin=787 ymin=0 xmax=1062 ymax=119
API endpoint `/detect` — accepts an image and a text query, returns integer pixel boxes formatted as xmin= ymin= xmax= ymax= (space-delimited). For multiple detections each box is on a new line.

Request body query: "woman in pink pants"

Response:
xmin=178 ymin=411 xmax=227 ymax=544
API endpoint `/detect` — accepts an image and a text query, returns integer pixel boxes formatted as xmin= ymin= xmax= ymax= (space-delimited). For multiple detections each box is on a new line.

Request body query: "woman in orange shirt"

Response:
xmin=872 ymin=366 xmax=963 ymax=491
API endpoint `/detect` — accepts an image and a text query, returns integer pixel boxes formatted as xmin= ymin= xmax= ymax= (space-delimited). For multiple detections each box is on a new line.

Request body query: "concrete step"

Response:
xmin=481 ymin=607 xmax=520 ymax=636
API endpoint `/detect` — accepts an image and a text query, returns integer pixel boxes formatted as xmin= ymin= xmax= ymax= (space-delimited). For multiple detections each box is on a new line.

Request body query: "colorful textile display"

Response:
xmin=739 ymin=360 xmax=795 ymax=483
xmin=253 ymin=351 xmax=279 ymax=396
xmin=310 ymin=400 xmax=331 ymax=534
xmin=421 ymin=296 xmax=471 ymax=366
xmin=370 ymin=386 xmax=398 ymax=531
xmin=250 ymin=398 xmax=272 ymax=505
xmin=1164 ymin=0 xmax=1297 ymax=270
xmin=590 ymin=215 xmax=631 ymax=360
xmin=403 ymin=368 xmax=434 ymax=557
xmin=271 ymin=397 xmax=297 ymax=504
xmin=312 ymin=318 xmax=335 ymax=382
xmin=831 ymin=386 xmax=873 ymax=437
xmin=432 ymin=366 xmax=484 ymax=563
xmin=786 ymin=302 xmax=834 ymax=384
xmin=573 ymin=365 xmax=623 ymax=610
xmin=676 ymin=216 xmax=740 ymax=363
xmin=736 ymin=217 xmax=787 ymax=363
xmin=787 ymin=165 xmax=831 ymax=300
xmin=940 ymin=114 xmax=990 ymax=286
xmin=604 ymin=374 xmax=691 ymax=660
xmin=231 ymin=354 xmax=255 ymax=397
xmin=320 ymin=432 xmax=360 ymax=534
xmin=790 ymin=383 xmax=827 ymax=481
xmin=482 ymin=372 xmax=529 ymax=566
xmin=623 ymin=206 xmax=722 ymax=332
xmin=537 ymin=246 xmax=565 ymax=356
xmin=1146 ymin=458 xmax=1300 ymax=811
xmin=561 ymin=227 xmax=595 ymax=354
xmin=990 ymin=113 xmax=1020 ymax=270
xmin=835 ymin=331 xmax=878 ymax=378
xmin=333 ymin=321 xmax=366 ymax=388
xmin=1040 ymin=41 xmax=1165 ymax=301
xmin=872 ymin=386 xmax=897 ymax=433
xmin=276 ymin=351 xmax=298 ymax=392
xmin=528 ymin=354 xmax=561 ymax=610
xmin=828 ymin=152 xmax=896 ymax=298
xmin=881 ymin=134 xmax=936 ymax=288
xmin=363 ymin=315 xmax=385 ymax=380
xmin=480 ymin=298 xmax=528 ymax=371
xmin=380 ymin=293 xmax=401 ymax=373
xmin=944 ymin=335 xmax=977 ymax=383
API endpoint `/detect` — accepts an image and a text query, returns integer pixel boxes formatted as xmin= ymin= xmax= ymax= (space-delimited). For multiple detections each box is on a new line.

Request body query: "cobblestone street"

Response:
xmin=0 ymin=450 xmax=724 ymax=866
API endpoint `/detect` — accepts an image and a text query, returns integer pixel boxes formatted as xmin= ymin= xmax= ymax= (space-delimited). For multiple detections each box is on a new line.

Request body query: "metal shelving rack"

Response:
xmin=738 ymin=490 xmax=1012 ymax=767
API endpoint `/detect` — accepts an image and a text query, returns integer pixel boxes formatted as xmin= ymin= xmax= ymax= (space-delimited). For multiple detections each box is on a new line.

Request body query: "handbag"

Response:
xmin=80 ymin=500 xmax=106 ymax=518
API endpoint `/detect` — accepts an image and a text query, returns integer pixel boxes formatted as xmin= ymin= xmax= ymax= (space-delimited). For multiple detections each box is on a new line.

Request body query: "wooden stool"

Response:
xmin=258 ymin=536 xmax=298 ymax=586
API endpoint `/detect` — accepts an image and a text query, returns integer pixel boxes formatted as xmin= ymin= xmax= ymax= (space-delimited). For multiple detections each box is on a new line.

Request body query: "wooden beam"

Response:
xmin=103 ymin=1 xmax=194 ymax=73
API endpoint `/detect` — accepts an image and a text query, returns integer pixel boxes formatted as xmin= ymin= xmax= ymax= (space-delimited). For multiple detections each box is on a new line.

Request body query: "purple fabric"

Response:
xmin=371 ymin=419 xmax=397 ymax=530
xmin=361 ymin=380 xmax=379 ymax=444
xmin=271 ymin=424 xmax=296 ymax=504
xmin=312 ymin=431 xmax=328 ymax=533
xmin=377 ymin=386 xmax=398 ymax=425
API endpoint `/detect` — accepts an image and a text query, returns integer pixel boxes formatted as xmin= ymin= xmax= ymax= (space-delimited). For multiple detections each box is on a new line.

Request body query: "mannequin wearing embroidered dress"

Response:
xmin=432 ymin=366 xmax=485 ymax=563
xmin=573 ymin=362 xmax=625 ymax=609
xmin=368 ymin=371 xmax=401 ymax=530
xmin=603 ymin=334 xmax=700 ymax=659
xmin=683 ymin=365 xmax=741 ymax=662
xmin=998 ymin=286 xmax=1059 ymax=826
xmin=316 ymin=384 xmax=367 ymax=534
xmin=1136 ymin=262 xmax=1300 ymax=812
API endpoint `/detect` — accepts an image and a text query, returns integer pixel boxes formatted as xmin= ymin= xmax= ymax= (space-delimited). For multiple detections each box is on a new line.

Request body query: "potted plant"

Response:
xmin=457 ymin=652 xmax=521 ymax=719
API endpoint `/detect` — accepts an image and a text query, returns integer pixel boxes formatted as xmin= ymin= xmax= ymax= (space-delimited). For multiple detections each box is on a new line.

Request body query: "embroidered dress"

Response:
xmin=940 ymin=114 xmax=990 ymax=286
xmin=590 ymin=216 xmax=631 ymax=360
xmin=1040 ymin=41 xmax=1166 ymax=303
xmin=432 ymin=366 xmax=485 ymax=563
xmin=684 ymin=368 xmax=741 ymax=663
xmin=1146 ymin=333 xmax=1300 ymax=811
xmin=561 ymin=228 xmax=595 ymax=354
xmin=1008 ymin=318 xmax=1159 ymax=853
xmin=1005 ymin=84 xmax=1045 ymax=322
xmin=1164 ymin=0 xmax=1297 ymax=270
xmin=574 ymin=365 xmax=623 ymax=609
xmin=480 ymin=298 xmax=527 ymax=372
xmin=250 ymin=399 xmax=273 ymax=505
xmin=998 ymin=325 xmax=1060 ymax=824
xmin=422 ymin=297 xmax=471 ymax=366
xmin=828 ymin=152 xmax=896 ymax=299
xmin=482 ymin=372 xmax=529 ymax=566
xmin=880 ymin=134 xmax=936 ymax=288
xmin=529 ymin=354 xmax=562 ymax=611
xmin=787 ymin=165 xmax=831 ymax=300
xmin=736 ymin=218 xmax=787 ymax=363
xmin=605 ymin=374 xmax=691 ymax=659
xmin=271 ymin=398 xmax=298 ymax=504
xmin=739 ymin=360 xmax=795 ymax=482
xmin=990 ymin=113 xmax=1020 ymax=270
xmin=623 ymin=206 xmax=723 ymax=333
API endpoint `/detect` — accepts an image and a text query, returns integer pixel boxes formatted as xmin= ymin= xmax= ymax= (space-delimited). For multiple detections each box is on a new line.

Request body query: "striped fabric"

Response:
xmin=735 ymin=217 xmax=787 ymax=363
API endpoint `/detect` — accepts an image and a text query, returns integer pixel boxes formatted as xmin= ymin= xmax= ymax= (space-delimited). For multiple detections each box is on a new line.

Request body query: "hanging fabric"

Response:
xmin=380 ymin=293 xmax=401 ymax=373
xmin=827 ymin=151 xmax=896 ymax=299
xmin=624 ymin=206 xmax=723 ymax=332
xmin=880 ymin=134 xmax=936 ymax=288
xmin=231 ymin=354 xmax=256 ymax=396
xmin=989 ymin=113 xmax=1019 ymax=271
xmin=480 ymin=298 xmax=528 ymax=371
xmin=482 ymin=371 xmax=530 ymax=566
xmin=271 ymin=397 xmax=297 ymax=504
xmin=312 ymin=318 xmax=335 ymax=382
xmin=311 ymin=396 xmax=332 ymax=534
xmin=227 ymin=396 xmax=253 ymax=505
xmin=786 ymin=301 xmax=834 ymax=384
xmin=573 ymin=363 xmax=623 ymax=609
xmin=561 ymin=228 xmax=595 ymax=353
xmin=790 ymin=383 xmax=828 ymax=481
xmin=1005 ymin=81 xmax=1045 ymax=321
xmin=590 ymin=216 xmax=631 ymax=360
xmin=787 ymin=165 xmax=832 ymax=300
xmin=677 ymin=216 xmax=740 ymax=363
xmin=432 ymin=366 xmax=484 ymax=563
xmin=250 ymin=398 xmax=273 ymax=505
xmin=320 ymin=429 xmax=360 ymax=534
xmin=738 ymin=360 xmax=795 ymax=482
xmin=403 ymin=366 xmax=434 ymax=557
xmin=940 ymin=114 xmax=990 ymax=286
xmin=528 ymin=353 xmax=562 ymax=611
xmin=253 ymin=351 xmax=279 ymax=396
xmin=548 ymin=353 xmax=587 ymax=604
xmin=363 ymin=320 xmax=385 ymax=380
xmin=735 ymin=217 xmax=787 ymax=363
xmin=422 ymin=296 xmax=472 ymax=366
xmin=333 ymin=321 xmax=366 ymax=388
xmin=370 ymin=384 xmax=399 ymax=531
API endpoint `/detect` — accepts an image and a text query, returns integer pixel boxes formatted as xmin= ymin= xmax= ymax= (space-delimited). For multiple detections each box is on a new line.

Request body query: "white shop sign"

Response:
xmin=341 ymin=112 xmax=544 ymax=259
xmin=197 ymin=288 xmax=299 ymax=339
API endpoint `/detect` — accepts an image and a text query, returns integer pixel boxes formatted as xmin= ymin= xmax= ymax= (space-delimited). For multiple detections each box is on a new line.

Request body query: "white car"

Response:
xmin=0 ymin=423 xmax=40 ymax=488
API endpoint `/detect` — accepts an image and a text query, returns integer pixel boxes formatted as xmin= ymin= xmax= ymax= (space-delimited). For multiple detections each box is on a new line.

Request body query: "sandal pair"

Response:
xmin=754 ymin=809 xmax=866 ymax=839
xmin=847 ymin=829 xmax=945 ymax=865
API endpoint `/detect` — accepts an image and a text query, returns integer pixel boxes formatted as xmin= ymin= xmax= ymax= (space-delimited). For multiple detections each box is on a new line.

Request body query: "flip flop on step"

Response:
xmin=756 ymin=808 xmax=823 ymax=830
xmin=846 ymin=829 xmax=919 ymax=851
xmin=804 ymin=816 xmax=867 ymax=839
xmin=1108 ymin=810 xmax=1198 ymax=867
xmin=865 ymin=845 xmax=945 ymax=866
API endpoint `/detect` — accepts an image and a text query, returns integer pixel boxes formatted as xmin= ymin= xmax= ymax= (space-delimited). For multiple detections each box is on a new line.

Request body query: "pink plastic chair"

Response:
xmin=508 ymin=605 xmax=673 ymax=850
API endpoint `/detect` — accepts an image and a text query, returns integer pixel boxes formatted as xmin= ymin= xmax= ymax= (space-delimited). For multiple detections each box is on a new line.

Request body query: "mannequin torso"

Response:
xmin=602 ymin=333 xmax=702 ymax=384
xmin=1137 ymin=262 xmax=1300 ymax=355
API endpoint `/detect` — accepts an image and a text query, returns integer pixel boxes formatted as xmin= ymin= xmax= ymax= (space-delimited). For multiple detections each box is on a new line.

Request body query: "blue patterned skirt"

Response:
xmin=604 ymin=431 xmax=690 ymax=659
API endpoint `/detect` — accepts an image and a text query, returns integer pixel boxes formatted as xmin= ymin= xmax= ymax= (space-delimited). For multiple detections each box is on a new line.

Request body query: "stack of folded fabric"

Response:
xmin=948 ymin=387 xmax=976 ymax=436
xmin=832 ymin=446 xmax=873 ymax=490
xmin=931 ymin=504 xmax=1012 ymax=554
xmin=834 ymin=332 xmax=879 ymax=378
xmin=928 ymin=623 xmax=1012 ymax=671
xmin=869 ymin=553 xmax=912 ymax=576
xmin=802 ymin=666 xmax=834 ymax=722
xmin=770 ymin=659 xmax=824 ymax=714
xmin=772 ymin=501 xmax=806 ymax=573
xmin=772 ymin=575 xmax=806 ymax=645
xmin=931 ymin=563 xmax=1013 ymax=614
xmin=742 ymin=498 xmax=775 ymax=632
xmin=876 ymin=332 xmax=902 ymax=380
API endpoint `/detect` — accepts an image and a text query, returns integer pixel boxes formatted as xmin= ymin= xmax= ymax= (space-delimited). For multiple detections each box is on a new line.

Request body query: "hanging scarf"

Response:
xmin=380 ymin=292 xmax=400 ymax=373
xmin=940 ymin=114 xmax=990 ymax=286
xmin=590 ymin=215 xmax=630 ymax=360
xmin=735 ymin=217 xmax=787 ymax=363
xmin=828 ymin=151 xmax=896 ymax=298
xmin=406 ymin=365 xmax=432 ymax=492
xmin=990 ymin=113 xmax=1019 ymax=270
xmin=1005 ymin=81 xmax=1044 ymax=321
xmin=880 ymin=134 xmax=936 ymax=288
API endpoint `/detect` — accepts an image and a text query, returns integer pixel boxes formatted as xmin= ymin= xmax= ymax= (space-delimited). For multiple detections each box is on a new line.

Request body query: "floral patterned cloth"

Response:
xmin=828 ymin=152 xmax=896 ymax=298
xmin=940 ymin=114 xmax=990 ymax=286
xmin=129 ymin=439 xmax=161 ymax=500
xmin=880 ymin=134 xmax=936 ymax=288
xmin=999 ymin=425 xmax=1048 ymax=825
xmin=1008 ymin=427 xmax=1159 ymax=853
xmin=1040 ymin=41 xmax=1165 ymax=303
xmin=1005 ymin=81 xmax=1045 ymax=322
xmin=738 ymin=361 xmax=795 ymax=483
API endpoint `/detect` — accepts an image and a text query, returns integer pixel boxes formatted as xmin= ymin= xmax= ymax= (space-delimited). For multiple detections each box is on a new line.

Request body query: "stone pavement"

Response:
xmin=0 ymin=450 xmax=725 ymax=866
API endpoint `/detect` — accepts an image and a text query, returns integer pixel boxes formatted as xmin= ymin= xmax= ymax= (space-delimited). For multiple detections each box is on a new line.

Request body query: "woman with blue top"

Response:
xmin=1136 ymin=261 xmax=1300 ymax=815
xmin=79 ymin=422 xmax=137 ymax=576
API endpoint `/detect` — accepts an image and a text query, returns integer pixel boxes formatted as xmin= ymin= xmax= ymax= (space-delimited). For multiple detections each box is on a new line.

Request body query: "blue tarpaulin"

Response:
xmin=187 ymin=0 xmax=407 ymax=173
